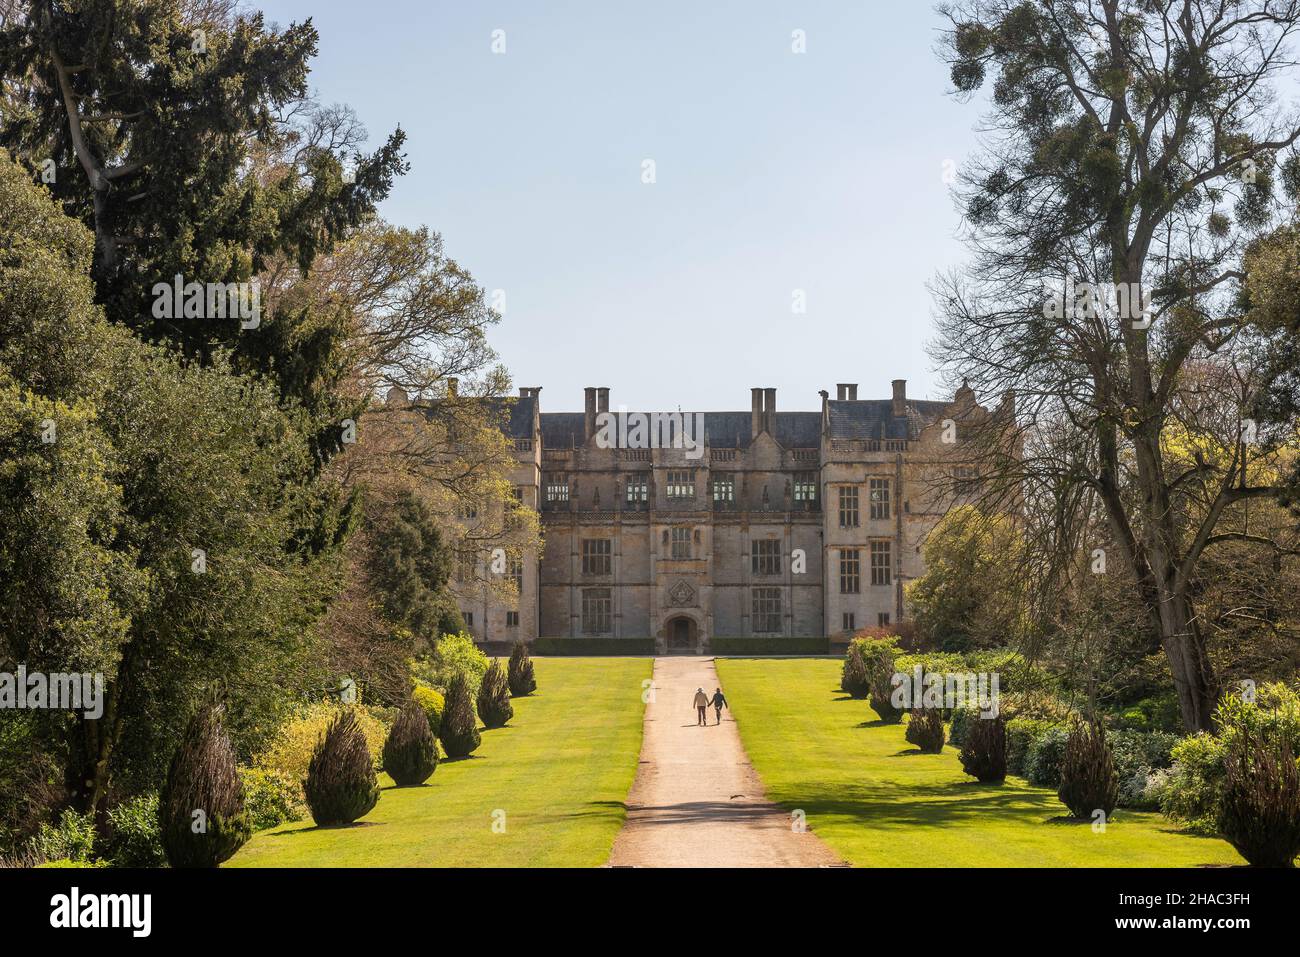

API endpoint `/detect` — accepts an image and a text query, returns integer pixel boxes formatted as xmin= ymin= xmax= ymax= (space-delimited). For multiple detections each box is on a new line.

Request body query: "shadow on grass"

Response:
xmin=267 ymin=820 xmax=386 ymax=838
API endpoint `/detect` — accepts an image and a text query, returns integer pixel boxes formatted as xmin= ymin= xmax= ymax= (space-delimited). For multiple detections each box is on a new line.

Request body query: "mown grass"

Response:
xmin=716 ymin=657 xmax=1243 ymax=867
xmin=229 ymin=658 xmax=651 ymax=867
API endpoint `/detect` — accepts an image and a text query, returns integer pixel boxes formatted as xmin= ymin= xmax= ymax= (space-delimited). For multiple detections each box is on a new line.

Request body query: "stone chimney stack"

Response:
xmin=596 ymin=387 xmax=609 ymax=414
xmin=386 ymin=386 xmax=408 ymax=407
xmin=446 ymin=377 xmax=458 ymax=397
xmin=836 ymin=383 xmax=858 ymax=401
xmin=763 ymin=387 xmax=777 ymax=435
xmin=584 ymin=387 xmax=597 ymax=443
xmin=751 ymin=388 xmax=764 ymax=439
xmin=891 ymin=379 xmax=907 ymax=417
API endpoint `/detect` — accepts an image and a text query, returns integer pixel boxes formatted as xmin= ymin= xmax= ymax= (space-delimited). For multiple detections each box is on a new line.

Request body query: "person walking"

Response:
xmin=711 ymin=687 xmax=728 ymax=725
xmin=693 ymin=687 xmax=709 ymax=726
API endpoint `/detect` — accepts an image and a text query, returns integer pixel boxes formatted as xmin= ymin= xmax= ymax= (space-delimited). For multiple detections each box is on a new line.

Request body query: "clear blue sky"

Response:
xmin=255 ymin=0 xmax=982 ymax=413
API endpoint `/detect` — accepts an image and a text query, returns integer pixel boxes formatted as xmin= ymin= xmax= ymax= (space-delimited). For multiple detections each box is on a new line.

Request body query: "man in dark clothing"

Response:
xmin=711 ymin=688 xmax=728 ymax=725
xmin=693 ymin=687 xmax=709 ymax=726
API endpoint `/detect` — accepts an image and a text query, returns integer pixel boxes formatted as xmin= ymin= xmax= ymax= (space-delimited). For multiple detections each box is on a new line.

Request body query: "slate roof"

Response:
xmin=825 ymin=399 xmax=950 ymax=441
xmin=532 ymin=400 xmax=949 ymax=449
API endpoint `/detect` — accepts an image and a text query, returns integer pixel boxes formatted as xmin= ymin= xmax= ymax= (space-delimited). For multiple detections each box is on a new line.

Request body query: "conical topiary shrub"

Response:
xmin=159 ymin=703 xmax=252 ymax=867
xmin=959 ymin=714 xmax=1007 ymax=782
xmin=440 ymin=672 xmax=482 ymax=758
xmin=1058 ymin=719 xmax=1118 ymax=819
xmin=383 ymin=700 xmax=439 ymax=786
xmin=304 ymin=709 xmax=380 ymax=825
xmin=1217 ymin=730 xmax=1300 ymax=866
xmin=507 ymin=640 xmax=536 ymax=697
xmin=905 ymin=707 xmax=946 ymax=753
xmin=841 ymin=643 xmax=870 ymax=699
xmin=477 ymin=659 xmax=514 ymax=729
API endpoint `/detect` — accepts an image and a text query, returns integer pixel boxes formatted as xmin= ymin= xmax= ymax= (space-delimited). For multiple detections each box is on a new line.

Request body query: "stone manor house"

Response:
xmin=451 ymin=380 xmax=1011 ymax=654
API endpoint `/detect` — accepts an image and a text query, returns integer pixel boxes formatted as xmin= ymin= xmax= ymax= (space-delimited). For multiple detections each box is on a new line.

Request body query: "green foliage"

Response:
xmin=959 ymin=715 xmax=1007 ymax=783
xmin=477 ymin=660 xmax=514 ymax=729
xmin=365 ymin=490 xmax=454 ymax=639
xmin=1024 ymin=726 xmax=1070 ymax=788
xmin=159 ymin=705 xmax=252 ymax=867
xmin=254 ymin=702 xmax=387 ymax=796
xmin=507 ymin=639 xmax=538 ymax=696
xmin=905 ymin=708 xmax=946 ymax=753
xmin=103 ymin=794 xmax=166 ymax=867
xmin=237 ymin=767 xmax=305 ymax=832
xmin=412 ymin=682 xmax=445 ymax=736
xmin=439 ymin=672 xmax=482 ymax=759
xmin=840 ymin=642 xmax=871 ymax=699
xmin=383 ymin=701 xmax=439 ymax=786
xmin=1161 ymin=733 xmax=1228 ymax=835
xmin=29 ymin=808 xmax=97 ymax=865
xmin=904 ymin=507 xmax=1028 ymax=652
xmin=948 ymin=706 xmax=979 ymax=748
xmin=1217 ymin=729 xmax=1300 ymax=867
xmin=528 ymin=637 xmax=652 ymax=656
xmin=1058 ymin=721 xmax=1118 ymax=820
xmin=1005 ymin=717 xmax=1057 ymax=777
xmin=1117 ymin=694 xmax=1182 ymax=733
xmin=418 ymin=631 xmax=489 ymax=696
xmin=304 ymin=710 xmax=381 ymax=826
xmin=0 ymin=712 xmax=63 ymax=857
xmin=848 ymin=636 xmax=903 ymax=722
xmin=710 ymin=637 xmax=829 ymax=655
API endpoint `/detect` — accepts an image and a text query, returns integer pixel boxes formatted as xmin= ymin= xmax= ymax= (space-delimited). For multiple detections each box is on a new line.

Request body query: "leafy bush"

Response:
xmin=1024 ymin=726 xmax=1070 ymax=788
xmin=440 ymin=672 xmax=482 ymax=758
xmin=508 ymin=639 xmax=537 ymax=696
xmin=420 ymin=631 xmax=490 ymax=696
xmin=948 ymin=706 xmax=980 ymax=747
xmin=1218 ymin=729 xmax=1300 ymax=867
xmin=254 ymin=702 xmax=387 ymax=792
xmin=1160 ymin=733 xmax=1226 ymax=835
xmin=477 ymin=659 xmax=514 ymax=728
xmin=905 ymin=708 xmax=945 ymax=753
xmin=1117 ymin=694 xmax=1182 ymax=733
xmin=959 ymin=715 xmax=1007 ymax=782
xmin=103 ymin=794 xmax=166 ymax=867
xmin=159 ymin=704 xmax=252 ymax=867
xmin=238 ymin=767 xmax=305 ymax=832
xmin=841 ymin=642 xmax=870 ymax=699
xmin=852 ymin=636 xmax=903 ymax=722
xmin=383 ymin=701 xmax=439 ymax=786
xmin=1110 ymin=729 xmax=1179 ymax=776
xmin=1118 ymin=767 xmax=1169 ymax=811
xmin=412 ymin=682 xmax=445 ymax=736
xmin=304 ymin=710 xmax=381 ymax=826
xmin=1058 ymin=720 xmax=1118 ymax=819
xmin=29 ymin=808 xmax=97 ymax=865
xmin=1006 ymin=718 xmax=1057 ymax=777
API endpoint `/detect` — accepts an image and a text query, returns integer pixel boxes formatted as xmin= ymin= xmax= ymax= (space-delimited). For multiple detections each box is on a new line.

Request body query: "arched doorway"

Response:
xmin=665 ymin=615 xmax=698 ymax=654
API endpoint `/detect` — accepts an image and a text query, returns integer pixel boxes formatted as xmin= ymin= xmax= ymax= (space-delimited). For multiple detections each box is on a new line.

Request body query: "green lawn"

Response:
xmin=716 ymin=657 xmax=1244 ymax=867
xmin=229 ymin=658 xmax=651 ymax=867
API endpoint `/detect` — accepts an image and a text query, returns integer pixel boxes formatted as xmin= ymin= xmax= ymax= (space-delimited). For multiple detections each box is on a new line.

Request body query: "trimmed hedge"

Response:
xmin=531 ymin=638 xmax=655 ymax=656
xmin=712 ymin=637 xmax=830 ymax=656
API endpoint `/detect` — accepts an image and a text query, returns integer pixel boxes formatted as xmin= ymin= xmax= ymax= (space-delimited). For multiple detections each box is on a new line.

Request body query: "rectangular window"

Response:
xmin=626 ymin=475 xmax=648 ymax=504
xmin=511 ymin=487 xmax=524 ymax=503
xmin=506 ymin=611 xmax=519 ymax=628
xmin=582 ymin=538 xmax=612 ymax=576
xmin=751 ymin=587 xmax=782 ymax=633
xmin=871 ymin=541 xmax=892 ymax=586
xmin=842 ymin=612 xmax=855 ymax=632
xmin=751 ymin=539 xmax=782 ymax=576
xmin=457 ymin=503 xmax=478 ymax=520
xmin=869 ymin=478 xmax=890 ymax=520
xmin=666 ymin=470 xmax=696 ymax=499
xmin=670 ymin=527 xmax=692 ymax=560
xmin=878 ymin=612 xmax=890 ymax=627
xmin=463 ymin=612 xmax=474 ymax=628
xmin=794 ymin=472 xmax=818 ymax=503
xmin=839 ymin=548 xmax=861 ymax=593
xmin=507 ymin=558 xmax=523 ymax=591
xmin=712 ymin=476 xmax=734 ymax=503
xmin=582 ymin=588 xmax=611 ymax=635
xmin=838 ymin=486 xmax=859 ymax=528
xmin=545 ymin=475 xmax=569 ymax=503
xmin=455 ymin=548 xmax=475 ymax=583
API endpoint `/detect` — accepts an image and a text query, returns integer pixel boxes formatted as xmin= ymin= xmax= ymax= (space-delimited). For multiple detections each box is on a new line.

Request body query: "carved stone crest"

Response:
xmin=668 ymin=579 xmax=697 ymax=607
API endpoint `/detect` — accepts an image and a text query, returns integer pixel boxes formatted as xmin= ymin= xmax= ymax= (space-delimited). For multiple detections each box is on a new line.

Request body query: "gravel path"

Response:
xmin=607 ymin=656 xmax=844 ymax=868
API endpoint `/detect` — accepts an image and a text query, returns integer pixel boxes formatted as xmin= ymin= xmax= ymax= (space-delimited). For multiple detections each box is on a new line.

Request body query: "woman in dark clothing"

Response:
xmin=711 ymin=688 xmax=727 ymax=725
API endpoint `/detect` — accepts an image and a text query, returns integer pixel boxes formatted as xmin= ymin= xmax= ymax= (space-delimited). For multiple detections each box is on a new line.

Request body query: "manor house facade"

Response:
xmin=453 ymin=380 xmax=1010 ymax=654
